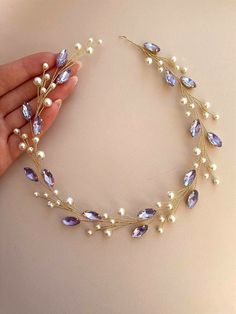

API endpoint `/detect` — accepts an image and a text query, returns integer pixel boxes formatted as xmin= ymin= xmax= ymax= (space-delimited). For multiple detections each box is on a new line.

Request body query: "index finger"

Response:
xmin=0 ymin=52 xmax=56 ymax=97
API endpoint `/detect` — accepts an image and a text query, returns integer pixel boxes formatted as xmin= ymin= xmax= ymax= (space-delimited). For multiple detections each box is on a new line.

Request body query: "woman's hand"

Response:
xmin=0 ymin=52 xmax=80 ymax=176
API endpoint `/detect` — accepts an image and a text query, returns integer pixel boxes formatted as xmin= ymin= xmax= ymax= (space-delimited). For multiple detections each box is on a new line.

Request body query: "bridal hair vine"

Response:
xmin=14 ymin=36 xmax=222 ymax=239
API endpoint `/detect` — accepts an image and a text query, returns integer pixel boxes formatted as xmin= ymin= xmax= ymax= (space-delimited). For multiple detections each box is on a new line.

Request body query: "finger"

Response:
xmin=5 ymin=68 xmax=79 ymax=134
xmin=0 ymin=52 xmax=56 ymax=97
xmin=8 ymin=99 xmax=62 ymax=160
xmin=0 ymin=60 xmax=80 ymax=117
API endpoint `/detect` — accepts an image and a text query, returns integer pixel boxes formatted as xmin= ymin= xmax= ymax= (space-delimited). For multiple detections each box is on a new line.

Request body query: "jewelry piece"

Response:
xmin=15 ymin=36 xmax=222 ymax=239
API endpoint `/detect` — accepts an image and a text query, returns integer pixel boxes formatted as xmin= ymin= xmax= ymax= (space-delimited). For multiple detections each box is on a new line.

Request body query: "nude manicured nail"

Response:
xmin=70 ymin=75 xmax=78 ymax=86
xmin=55 ymin=98 xmax=62 ymax=109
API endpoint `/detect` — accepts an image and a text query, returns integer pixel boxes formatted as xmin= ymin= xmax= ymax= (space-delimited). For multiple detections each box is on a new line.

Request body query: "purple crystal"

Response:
xmin=144 ymin=42 xmax=160 ymax=53
xmin=138 ymin=208 xmax=156 ymax=219
xmin=165 ymin=70 xmax=176 ymax=86
xmin=56 ymin=69 xmax=71 ymax=84
xmin=131 ymin=225 xmax=148 ymax=238
xmin=24 ymin=167 xmax=38 ymax=182
xmin=183 ymin=169 xmax=196 ymax=186
xmin=181 ymin=76 xmax=196 ymax=88
xmin=190 ymin=119 xmax=201 ymax=137
xmin=62 ymin=216 xmax=80 ymax=226
xmin=187 ymin=190 xmax=199 ymax=208
xmin=83 ymin=211 xmax=102 ymax=220
xmin=22 ymin=102 xmax=32 ymax=121
xmin=42 ymin=169 xmax=54 ymax=187
xmin=207 ymin=132 xmax=222 ymax=147
xmin=33 ymin=116 xmax=43 ymax=135
xmin=56 ymin=49 xmax=68 ymax=68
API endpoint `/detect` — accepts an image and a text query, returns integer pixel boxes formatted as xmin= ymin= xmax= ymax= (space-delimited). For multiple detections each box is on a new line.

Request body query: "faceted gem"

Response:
xmin=137 ymin=208 xmax=156 ymax=219
xmin=131 ymin=225 xmax=148 ymax=238
xmin=83 ymin=211 xmax=102 ymax=220
xmin=190 ymin=119 xmax=201 ymax=137
xmin=24 ymin=167 xmax=38 ymax=182
xmin=33 ymin=116 xmax=43 ymax=135
xmin=187 ymin=190 xmax=199 ymax=208
xmin=165 ymin=70 xmax=176 ymax=86
xmin=183 ymin=169 xmax=196 ymax=186
xmin=62 ymin=216 xmax=80 ymax=226
xmin=56 ymin=69 xmax=71 ymax=84
xmin=143 ymin=42 xmax=160 ymax=54
xmin=207 ymin=132 xmax=222 ymax=147
xmin=42 ymin=169 xmax=54 ymax=187
xmin=180 ymin=76 xmax=197 ymax=88
xmin=56 ymin=49 xmax=68 ymax=68
xmin=22 ymin=102 xmax=32 ymax=121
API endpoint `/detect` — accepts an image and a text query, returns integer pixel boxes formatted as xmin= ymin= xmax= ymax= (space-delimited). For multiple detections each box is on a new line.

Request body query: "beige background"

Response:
xmin=0 ymin=1 xmax=236 ymax=313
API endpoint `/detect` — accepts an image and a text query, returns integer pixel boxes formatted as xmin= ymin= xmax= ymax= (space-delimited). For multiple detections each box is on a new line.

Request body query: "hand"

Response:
xmin=0 ymin=52 xmax=80 ymax=176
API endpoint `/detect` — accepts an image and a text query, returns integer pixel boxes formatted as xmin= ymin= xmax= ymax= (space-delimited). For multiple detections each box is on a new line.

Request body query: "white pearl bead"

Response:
xmin=204 ymin=173 xmax=209 ymax=179
xmin=19 ymin=142 xmax=26 ymax=151
xmin=87 ymin=229 xmax=93 ymax=235
xmin=96 ymin=224 xmax=101 ymax=230
xmin=158 ymin=60 xmax=163 ymax=66
xmin=50 ymin=83 xmax=56 ymax=90
xmin=21 ymin=133 xmax=28 ymax=140
xmin=66 ymin=197 xmax=74 ymax=205
xmin=98 ymin=39 xmax=103 ymax=45
xmin=157 ymin=227 xmax=164 ymax=234
xmin=88 ymin=37 xmax=94 ymax=43
xmin=210 ymin=164 xmax=217 ymax=171
xmin=47 ymin=201 xmax=54 ymax=208
xmin=213 ymin=114 xmax=220 ymax=120
xmin=56 ymin=200 xmax=61 ymax=206
xmin=175 ymin=64 xmax=180 ymax=71
xmin=43 ymin=98 xmax=52 ymax=107
xmin=36 ymin=150 xmax=45 ymax=159
xmin=145 ymin=57 xmax=153 ymax=65
xmin=201 ymin=157 xmax=206 ymax=163
xmin=40 ymin=87 xmax=47 ymax=94
xmin=204 ymin=101 xmax=211 ymax=109
xmin=167 ymin=191 xmax=175 ymax=199
xmin=27 ymin=147 xmax=34 ymax=154
xmin=44 ymin=73 xmax=50 ymax=81
xmin=167 ymin=203 xmax=173 ymax=210
xmin=181 ymin=66 xmax=188 ymax=74
xmin=13 ymin=128 xmax=20 ymax=135
xmin=53 ymin=189 xmax=59 ymax=195
xmin=103 ymin=213 xmax=108 ymax=219
xmin=185 ymin=111 xmax=191 ymax=117
xmin=110 ymin=219 xmax=115 ymax=224
xmin=194 ymin=147 xmax=201 ymax=156
xmin=171 ymin=56 xmax=177 ymax=63
xmin=33 ymin=137 xmax=40 ymax=144
xmin=118 ymin=208 xmax=125 ymax=216
xmin=203 ymin=112 xmax=209 ymax=119
xmin=158 ymin=67 xmax=164 ymax=73
xmin=180 ymin=97 xmax=188 ymax=105
xmin=75 ymin=42 xmax=82 ymax=50
xmin=213 ymin=178 xmax=220 ymax=185
xmin=194 ymin=162 xmax=199 ymax=169
xmin=43 ymin=193 xmax=49 ymax=198
xmin=189 ymin=103 xmax=195 ymax=109
xmin=156 ymin=202 xmax=162 ymax=208
xmin=34 ymin=192 xmax=39 ymax=197
xmin=86 ymin=47 xmax=94 ymax=54
xmin=159 ymin=216 xmax=165 ymax=223
xmin=33 ymin=77 xmax=42 ymax=86
xmin=168 ymin=215 xmax=176 ymax=223
xmin=104 ymin=229 xmax=112 ymax=237
xmin=43 ymin=63 xmax=49 ymax=70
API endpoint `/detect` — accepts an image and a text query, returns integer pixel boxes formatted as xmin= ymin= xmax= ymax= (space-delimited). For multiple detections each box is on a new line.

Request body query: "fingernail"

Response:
xmin=70 ymin=75 xmax=78 ymax=86
xmin=55 ymin=98 xmax=62 ymax=109
xmin=76 ymin=60 xmax=83 ymax=70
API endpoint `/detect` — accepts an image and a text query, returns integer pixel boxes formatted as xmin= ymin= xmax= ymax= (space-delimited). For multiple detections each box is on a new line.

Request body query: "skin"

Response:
xmin=0 ymin=52 xmax=80 ymax=177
